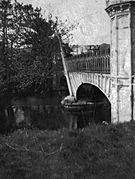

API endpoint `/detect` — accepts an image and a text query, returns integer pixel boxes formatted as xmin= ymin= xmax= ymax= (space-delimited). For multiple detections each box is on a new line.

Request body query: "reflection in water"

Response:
xmin=10 ymin=97 xmax=93 ymax=131
xmin=62 ymin=101 xmax=110 ymax=131
xmin=13 ymin=107 xmax=25 ymax=125
xmin=11 ymin=97 xmax=68 ymax=130
xmin=0 ymin=93 xmax=111 ymax=134
xmin=0 ymin=105 xmax=16 ymax=134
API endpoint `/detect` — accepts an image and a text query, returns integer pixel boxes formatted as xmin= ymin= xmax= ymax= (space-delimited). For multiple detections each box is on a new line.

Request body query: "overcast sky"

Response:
xmin=18 ymin=0 xmax=110 ymax=45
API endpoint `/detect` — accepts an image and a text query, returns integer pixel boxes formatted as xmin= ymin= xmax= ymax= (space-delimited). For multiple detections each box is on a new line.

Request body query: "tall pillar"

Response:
xmin=106 ymin=0 xmax=135 ymax=123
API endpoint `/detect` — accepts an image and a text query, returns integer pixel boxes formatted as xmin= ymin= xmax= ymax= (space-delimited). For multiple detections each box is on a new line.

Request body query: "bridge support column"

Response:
xmin=106 ymin=1 xmax=135 ymax=123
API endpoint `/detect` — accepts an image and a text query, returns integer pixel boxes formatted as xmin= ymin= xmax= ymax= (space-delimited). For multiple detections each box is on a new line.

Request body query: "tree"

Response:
xmin=0 ymin=0 xmax=75 ymax=96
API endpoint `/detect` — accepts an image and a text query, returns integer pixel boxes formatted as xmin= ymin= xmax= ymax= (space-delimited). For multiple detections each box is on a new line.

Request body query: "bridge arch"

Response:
xmin=76 ymin=83 xmax=111 ymax=123
xmin=76 ymin=83 xmax=111 ymax=102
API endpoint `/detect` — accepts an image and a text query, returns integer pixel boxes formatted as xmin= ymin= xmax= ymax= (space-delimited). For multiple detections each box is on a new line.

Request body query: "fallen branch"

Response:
xmin=5 ymin=143 xmax=17 ymax=150
xmin=4 ymin=142 xmax=64 ymax=158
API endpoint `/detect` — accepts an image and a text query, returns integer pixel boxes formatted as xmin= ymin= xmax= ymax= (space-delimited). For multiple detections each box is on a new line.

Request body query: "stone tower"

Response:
xmin=106 ymin=0 xmax=135 ymax=123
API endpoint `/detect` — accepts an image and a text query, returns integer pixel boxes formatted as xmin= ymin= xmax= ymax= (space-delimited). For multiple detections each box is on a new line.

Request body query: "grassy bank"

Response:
xmin=1 ymin=122 xmax=135 ymax=179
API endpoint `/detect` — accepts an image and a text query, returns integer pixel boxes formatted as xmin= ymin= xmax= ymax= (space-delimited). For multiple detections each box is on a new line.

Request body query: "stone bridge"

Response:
xmin=66 ymin=53 xmax=111 ymax=100
xmin=62 ymin=0 xmax=135 ymax=124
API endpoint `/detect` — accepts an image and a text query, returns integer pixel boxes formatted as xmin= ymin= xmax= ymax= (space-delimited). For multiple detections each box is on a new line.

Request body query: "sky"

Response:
xmin=18 ymin=0 xmax=110 ymax=45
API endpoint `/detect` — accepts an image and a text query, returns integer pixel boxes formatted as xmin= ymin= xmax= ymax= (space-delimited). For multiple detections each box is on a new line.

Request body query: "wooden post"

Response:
xmin=56 ymin=32 xmax=73 ymax=96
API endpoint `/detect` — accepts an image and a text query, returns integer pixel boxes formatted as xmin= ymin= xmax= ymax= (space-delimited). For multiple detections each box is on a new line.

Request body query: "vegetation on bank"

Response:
xmin=0 ymin=0 xmax=75 ymax=98
xmin=0 ymin=122 xmax=135 ymax=179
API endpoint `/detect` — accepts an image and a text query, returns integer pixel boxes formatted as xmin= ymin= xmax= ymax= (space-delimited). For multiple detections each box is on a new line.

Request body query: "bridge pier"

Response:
xmin=106 ymin=1 xmax=135 ymax=123
xmin=110 ymin=77 xmax=132 ymax=123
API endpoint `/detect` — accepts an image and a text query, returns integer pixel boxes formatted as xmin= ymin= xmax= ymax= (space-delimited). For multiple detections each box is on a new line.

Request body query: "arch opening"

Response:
xmin=76 ymin=83 xmax=111 ymax=125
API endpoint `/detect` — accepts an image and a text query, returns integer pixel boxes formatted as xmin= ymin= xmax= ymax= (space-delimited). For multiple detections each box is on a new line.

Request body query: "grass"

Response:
xmin=1 ymin=122 xmax=135 ymax=178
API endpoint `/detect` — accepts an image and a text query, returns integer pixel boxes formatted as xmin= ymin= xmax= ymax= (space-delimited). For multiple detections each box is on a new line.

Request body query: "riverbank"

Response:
xmin=0 ymin=122 xmax=135 ymax=179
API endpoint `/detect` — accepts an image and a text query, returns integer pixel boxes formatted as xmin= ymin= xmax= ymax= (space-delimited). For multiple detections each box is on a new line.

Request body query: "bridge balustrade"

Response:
xmin=66 ymin=54 xmax=110 ymax=74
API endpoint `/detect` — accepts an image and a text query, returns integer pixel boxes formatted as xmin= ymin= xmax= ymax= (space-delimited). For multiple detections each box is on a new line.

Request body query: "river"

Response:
xmin=11 ymin=96 xmax=68 ymax=130
xmin=0 ymin=92 xmax=111 ymax=134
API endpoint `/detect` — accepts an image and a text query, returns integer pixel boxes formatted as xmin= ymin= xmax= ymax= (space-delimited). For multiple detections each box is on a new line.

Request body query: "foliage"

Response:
xmin=1 ymin=122 xmax=135 ymax=178
xmin=0 ymin=0 xmax=74 ymax=97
